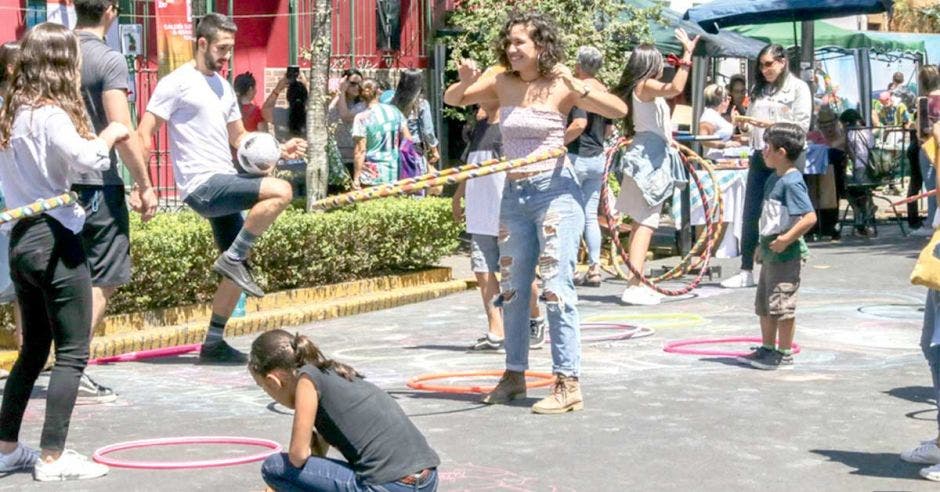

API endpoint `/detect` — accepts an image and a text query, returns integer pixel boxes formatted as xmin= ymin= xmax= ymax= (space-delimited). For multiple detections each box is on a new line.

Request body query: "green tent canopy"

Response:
xmin=728 ymin=21 xmax=925 ymax=53
xmin=619 ymin=0 xmax=767 ymax=58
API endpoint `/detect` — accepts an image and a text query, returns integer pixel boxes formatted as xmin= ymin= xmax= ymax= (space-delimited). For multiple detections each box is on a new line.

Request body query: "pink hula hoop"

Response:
xmin=663 ymin=337 xmax=802 ymax=357
xmin=88 ymin=344 xmax=202 ymax=365
xmin=93 ymin=436 xmax=282 ymax=470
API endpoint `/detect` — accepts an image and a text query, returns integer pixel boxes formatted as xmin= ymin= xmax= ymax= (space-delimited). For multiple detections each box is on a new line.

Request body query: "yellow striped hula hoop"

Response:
xmin=0 ymin=192 xmax=78 ymax=225
xmin=311 ymin=147 xmax=567 ymax=211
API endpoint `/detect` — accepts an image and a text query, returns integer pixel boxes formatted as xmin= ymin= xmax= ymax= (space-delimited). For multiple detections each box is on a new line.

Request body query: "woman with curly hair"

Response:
xmin=444 ymin=11 xmax=627 ymax=414
xmin=0 ymin=23 xmax=128 ymax=481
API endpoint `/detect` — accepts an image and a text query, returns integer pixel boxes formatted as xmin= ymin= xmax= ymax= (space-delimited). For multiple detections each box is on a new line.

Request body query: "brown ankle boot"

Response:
xmin=532 ymin=374 xmax=583 ymax=414
xmin=481 ymin=370 xmax=526 ymax=404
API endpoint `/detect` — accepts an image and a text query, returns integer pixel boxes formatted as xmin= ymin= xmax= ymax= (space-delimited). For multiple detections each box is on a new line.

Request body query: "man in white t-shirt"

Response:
xmin=138 ymin=13 xmax=305 ymax=364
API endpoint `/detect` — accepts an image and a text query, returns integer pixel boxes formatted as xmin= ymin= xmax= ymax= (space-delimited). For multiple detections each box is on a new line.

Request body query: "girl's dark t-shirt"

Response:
xmin=299 ymin=365 xmax=440 ymax=484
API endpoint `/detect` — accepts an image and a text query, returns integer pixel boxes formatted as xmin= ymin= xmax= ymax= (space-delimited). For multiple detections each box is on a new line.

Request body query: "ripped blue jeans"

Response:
xmin=496 ymin=167 xmax=584 ymax=377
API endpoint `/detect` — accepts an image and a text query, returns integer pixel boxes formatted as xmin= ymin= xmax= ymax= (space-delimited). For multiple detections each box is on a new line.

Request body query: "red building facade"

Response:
xmin=0 ymin=0 xmax=434 ymax=198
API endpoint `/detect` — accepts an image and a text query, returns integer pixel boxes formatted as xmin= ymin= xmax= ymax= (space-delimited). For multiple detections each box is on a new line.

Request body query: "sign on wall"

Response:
xmin=120 ymin=24 xmax=142 ymax=57
xmin=155 ymin=0 xmax=193 ymax=76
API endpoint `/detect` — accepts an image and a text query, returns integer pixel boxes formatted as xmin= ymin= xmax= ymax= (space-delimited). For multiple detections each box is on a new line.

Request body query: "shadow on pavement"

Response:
xmin=884 ymin=386 xmax=935 ymax=405
xmin=403 ymin=344 xmax=475 ymax=353
xmin=810 ymin=449 xmax=922 ymax=480
xmin=906 ymin=407 xmax=936 ymax=422
xmin=698 ymin=356 xmax=750 ymax=368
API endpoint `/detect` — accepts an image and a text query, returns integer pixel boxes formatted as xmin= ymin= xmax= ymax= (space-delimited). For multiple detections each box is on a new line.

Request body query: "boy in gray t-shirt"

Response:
xmin=738 ymin=123 xmax=817 ymax=371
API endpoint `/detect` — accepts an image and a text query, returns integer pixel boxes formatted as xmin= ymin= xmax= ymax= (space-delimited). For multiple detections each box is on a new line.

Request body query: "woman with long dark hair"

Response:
xmin=328 ymin=68 xmax=366 ymax=182
xmin=721 ymin=44 xmax=812 ymax=290
xmin=0 ymin=22 xmax=128 ymax=481
xmin=444 ymin=11 xmax=627 ymax=414
xmin=392 ymin=69 xmax=440 ymax=174
xmin=612 ymin=32 xmax=699 ymax=306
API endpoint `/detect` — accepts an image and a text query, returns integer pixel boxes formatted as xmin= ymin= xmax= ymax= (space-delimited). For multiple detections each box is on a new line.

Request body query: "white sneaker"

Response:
xmin=902 ymin=440 xmax=940 ymax=464
xmin=0 ymin=443 xmax=38 ymax=472
xmin=912 ymin=227 xmax=935 ymax=237
xmin=720 ymin=270 xmax=756 ymax=289
xmin=620 ymin=286 xmax=661 ymax=306
xmin=33 ymin=449 xmax=108 ymax=482
xmin=922 ymin=463 xmax=940 ymax=481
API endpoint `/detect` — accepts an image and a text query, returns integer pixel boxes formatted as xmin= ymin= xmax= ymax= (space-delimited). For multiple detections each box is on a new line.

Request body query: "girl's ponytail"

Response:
xmin=250 ymin=329 xmax=362 ymax=382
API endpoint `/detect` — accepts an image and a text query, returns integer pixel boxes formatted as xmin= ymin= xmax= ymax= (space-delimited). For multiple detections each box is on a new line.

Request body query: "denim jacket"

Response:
xmin=619 ymin=131 xmax=687 ymax=207
xmin=406 ymin=99 xmax=439 ymax=149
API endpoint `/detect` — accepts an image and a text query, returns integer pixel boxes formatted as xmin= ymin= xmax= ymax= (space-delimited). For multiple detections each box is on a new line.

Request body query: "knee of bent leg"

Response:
xmin=261 ymin=453 xmax=289 ymax=483
xmin=263 ymin=178 xmax=293 ymax=207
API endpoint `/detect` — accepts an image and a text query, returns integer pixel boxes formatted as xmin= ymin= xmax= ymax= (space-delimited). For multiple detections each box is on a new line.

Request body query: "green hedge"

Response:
xmin=107 ymin=197 xmax=462 ymax=314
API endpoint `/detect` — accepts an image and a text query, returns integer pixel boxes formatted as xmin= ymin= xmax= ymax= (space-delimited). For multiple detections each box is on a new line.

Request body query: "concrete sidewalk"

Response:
xmin=0 ymin=226 xmax=937 ymax=491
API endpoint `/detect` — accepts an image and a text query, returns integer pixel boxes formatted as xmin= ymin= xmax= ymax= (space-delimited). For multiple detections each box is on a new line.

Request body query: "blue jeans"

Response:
xmin=921 ymin=149 xmax=937 ymax=227
xmin=572 ymin=153 xmax=606 ymax=266
xmin=261 ymin=454 xmax=438 ymax=492
xmin=496 ymin=167 xmax=584 ymax=376
xmin=922 ymin=290 xmax=940 ymax=434
xmin=740 ymin=152 xmax=774 ymax=271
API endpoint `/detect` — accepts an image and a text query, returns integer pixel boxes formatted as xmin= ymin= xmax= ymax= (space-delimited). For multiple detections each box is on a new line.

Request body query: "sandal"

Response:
xmin=583 ymin=271 xmax=602 ymax=287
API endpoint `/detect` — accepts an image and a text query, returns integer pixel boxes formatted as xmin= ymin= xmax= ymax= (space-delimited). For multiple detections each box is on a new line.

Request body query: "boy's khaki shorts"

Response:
xmin=755 ymin=258 xmax=801 ymax=320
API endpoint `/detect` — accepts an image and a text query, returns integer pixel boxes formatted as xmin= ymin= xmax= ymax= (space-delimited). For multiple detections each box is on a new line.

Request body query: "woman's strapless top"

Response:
xmin=498 ymin=106 xmax=568 ymax=175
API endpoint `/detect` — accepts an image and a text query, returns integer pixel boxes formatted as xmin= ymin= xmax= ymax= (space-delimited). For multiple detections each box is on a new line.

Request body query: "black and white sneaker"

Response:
xmin=750 ymin=350 xmax=793 ymax=370
xmin=529 ymin=318 xmax=546 ymax=349
xmin=736 ymin=346 xmax=774 ymax=365
xmin=198 ymin=340 xmax=249 ymax=365
xmin=212 ymin=254 xmax=264 ymax=298
xmin=76 ymin=374 xmax=117 ymax=405
xmin=469 ymin=334 xmax=504 ymax=352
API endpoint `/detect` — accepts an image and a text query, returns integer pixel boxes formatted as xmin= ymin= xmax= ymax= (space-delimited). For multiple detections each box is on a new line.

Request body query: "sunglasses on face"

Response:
xmin=760 ymin=59 xmax=781 ymax=69
xmin=347 ymin=81 xmax=360 ymax=87
xmin=111 ymin=2 xmax=121 ymax=15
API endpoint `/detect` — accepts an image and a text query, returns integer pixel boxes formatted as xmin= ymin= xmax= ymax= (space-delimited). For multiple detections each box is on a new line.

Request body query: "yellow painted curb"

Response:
xmin=96 ymin=267 xmax=453 ymax=337
xmin=0 ymin=279 xmax=472 ymax=371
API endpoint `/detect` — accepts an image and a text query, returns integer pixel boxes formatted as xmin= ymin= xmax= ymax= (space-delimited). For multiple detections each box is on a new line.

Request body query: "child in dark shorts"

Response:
xmin=737 ymin=122 xmax=817 ymax=370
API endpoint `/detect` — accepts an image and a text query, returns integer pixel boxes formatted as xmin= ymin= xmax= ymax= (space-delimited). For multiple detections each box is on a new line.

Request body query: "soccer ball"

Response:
xmin=237 ymin=132 xmax=281 ymax=176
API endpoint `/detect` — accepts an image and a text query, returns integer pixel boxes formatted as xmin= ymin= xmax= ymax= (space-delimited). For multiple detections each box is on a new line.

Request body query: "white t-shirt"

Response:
xmin=0 ymin=106 xmax=110 ymax=233
xmin=146 ymin=63 xmax=241 ymax=199
xmin=465 ymin=165 xmax=504 ymax=236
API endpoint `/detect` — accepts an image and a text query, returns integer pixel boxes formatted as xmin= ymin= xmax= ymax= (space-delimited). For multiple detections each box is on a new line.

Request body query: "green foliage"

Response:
xmin=893 ymin=0 xmax=940 ymax=33
xmin=108 ymin=197 xmax=462 ymax=314
xmin=442 ymin=0 xmax=667 ymax=94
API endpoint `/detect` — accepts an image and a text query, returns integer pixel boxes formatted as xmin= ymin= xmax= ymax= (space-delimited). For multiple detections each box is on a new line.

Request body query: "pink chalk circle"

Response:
xmin=93 ymin=436 xmax=282 ymax=470
xmin=88 ymin=344 xmax=202 ymax=365
xmin=663 ymin=337 xmax=802 ymax=357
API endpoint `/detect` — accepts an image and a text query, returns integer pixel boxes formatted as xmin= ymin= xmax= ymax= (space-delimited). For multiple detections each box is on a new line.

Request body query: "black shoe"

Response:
xmin=198 ymin=340 xmax=248 ymax=365
xmin=749 ymin=350 xmax=793 ymax=371
xmin=212 ymin=254 xmax=264 ymax=297
xmin=75 ymin=374 xmax=118 ymax=405
xmin=529 ymin=318 xmax=546 ymax=349
xmin=469 ymin=334 xmax=505 ymax=352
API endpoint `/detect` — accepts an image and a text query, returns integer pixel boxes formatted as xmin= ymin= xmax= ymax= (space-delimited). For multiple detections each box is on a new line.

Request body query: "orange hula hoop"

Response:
xmin=406 ymin=370 xmax=556 ymax=394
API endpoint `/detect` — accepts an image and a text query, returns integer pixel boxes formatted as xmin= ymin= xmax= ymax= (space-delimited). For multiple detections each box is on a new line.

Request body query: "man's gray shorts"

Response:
xmin=470 ymin=234 xmax=499 ymax=274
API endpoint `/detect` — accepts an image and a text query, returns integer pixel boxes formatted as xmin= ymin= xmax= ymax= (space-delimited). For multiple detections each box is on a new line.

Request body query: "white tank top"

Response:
xmin=633 ymin=91 xmax=671 ymax=141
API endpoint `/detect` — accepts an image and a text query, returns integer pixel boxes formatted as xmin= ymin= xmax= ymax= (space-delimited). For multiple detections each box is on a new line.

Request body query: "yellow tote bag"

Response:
xmin=912 ymin=228 xmax=940 ymax=290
